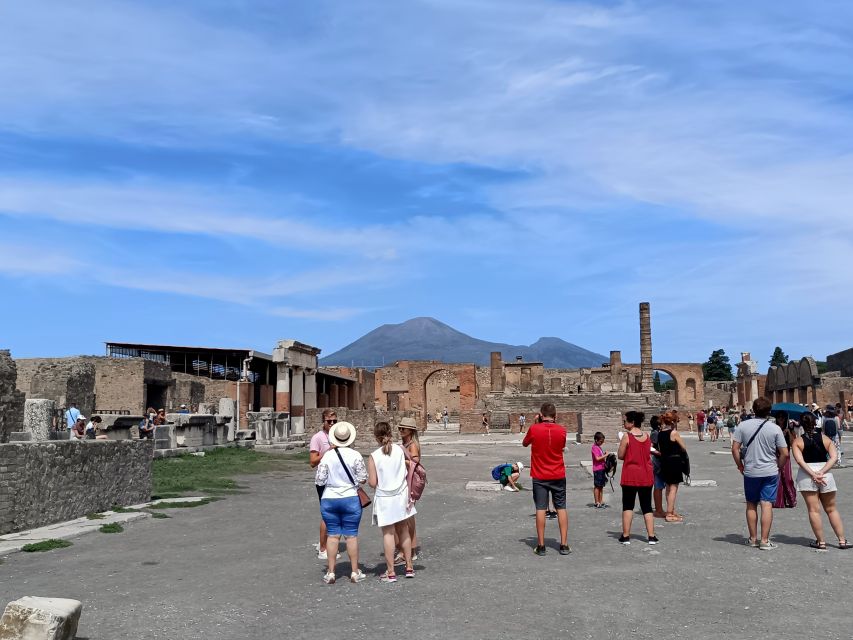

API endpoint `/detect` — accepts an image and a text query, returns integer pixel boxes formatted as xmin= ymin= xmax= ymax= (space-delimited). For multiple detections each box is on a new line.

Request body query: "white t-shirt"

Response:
xmin=315 ymin=447 xmax=367 ymax=499
xmin=370 ymin=445 xmax=408 ymax=496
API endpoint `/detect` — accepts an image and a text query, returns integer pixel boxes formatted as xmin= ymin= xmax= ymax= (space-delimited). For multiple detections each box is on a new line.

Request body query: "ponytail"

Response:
xmin=374 ymin=421 xmax=394 ymax=456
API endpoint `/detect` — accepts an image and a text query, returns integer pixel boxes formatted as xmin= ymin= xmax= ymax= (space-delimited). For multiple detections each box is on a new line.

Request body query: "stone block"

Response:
xmin=465 ymin=481 xmax=503 ymax=492
xmin=0 ymin=596 xmax=82 ymax=640
xmin=9 ymin=432 xmax=32 ymax=442
xmin=23 ymin=399 xmax=55 ymax=441
xmin=686 ymin=479 xmax=717 ymax=487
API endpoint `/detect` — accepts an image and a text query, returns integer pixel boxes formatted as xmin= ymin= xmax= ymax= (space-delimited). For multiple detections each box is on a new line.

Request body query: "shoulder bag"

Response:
xmin=334 ymin=448 xmax=372 ymax=508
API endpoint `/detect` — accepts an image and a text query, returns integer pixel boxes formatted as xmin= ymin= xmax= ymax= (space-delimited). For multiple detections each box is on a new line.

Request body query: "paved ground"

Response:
xmin=2 ymin=435 xmax=853 ymax=639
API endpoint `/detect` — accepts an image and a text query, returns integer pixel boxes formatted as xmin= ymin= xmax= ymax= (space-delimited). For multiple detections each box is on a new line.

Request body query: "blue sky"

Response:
xmin=1 ymin=0 xmax=852 ymax=369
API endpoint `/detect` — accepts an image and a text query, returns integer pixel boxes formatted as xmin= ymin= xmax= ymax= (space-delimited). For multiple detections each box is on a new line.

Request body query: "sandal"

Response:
xmin=839 ymin=539 xmax=852 ymax=549
xmin=809 ymin=540 xmax=827 ymax=550
xmin=665 ymin=514 xmax=684 ymax=522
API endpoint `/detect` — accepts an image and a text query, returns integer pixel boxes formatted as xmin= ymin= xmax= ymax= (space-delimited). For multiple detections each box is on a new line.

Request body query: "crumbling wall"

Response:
xmin=0 ymin=440 xmax=153 ymax=534
xmin=0 ymin=351 xmax=26 ymax=443
xmin=16 ymin=357 xmax=96 ymax=417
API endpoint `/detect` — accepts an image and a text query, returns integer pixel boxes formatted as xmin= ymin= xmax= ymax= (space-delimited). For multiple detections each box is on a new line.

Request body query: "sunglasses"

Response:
xmin=324 ymin=418 xmax=338 ymax=424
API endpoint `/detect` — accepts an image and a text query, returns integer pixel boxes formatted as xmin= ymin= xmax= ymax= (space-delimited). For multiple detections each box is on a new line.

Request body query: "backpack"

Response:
xmin=491 ymin=464 xmax=509 ymax=481
xmin=604 ymin=453 xmax=618 ymax=491
xmin=823 ymin=418 xmax=838 ymax=440
xmin=401 ymin=445 xmax=427 ymax=502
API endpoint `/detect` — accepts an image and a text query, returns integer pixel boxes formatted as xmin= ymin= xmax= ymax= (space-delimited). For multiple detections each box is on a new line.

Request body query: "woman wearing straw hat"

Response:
xmin=398 ymin=417 xmax=422 ymax=561
xmin=315 ymin=421 xmax=368 ymax=584
xmin=368 ymin=421 xmax=416 ymax=582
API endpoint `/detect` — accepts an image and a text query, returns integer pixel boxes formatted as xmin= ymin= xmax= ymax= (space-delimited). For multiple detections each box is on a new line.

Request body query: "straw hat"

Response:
xmin=328 ymin=421 xmax=357 ymax=447
xmin=399 ymin=417 xmax=418 ymax=431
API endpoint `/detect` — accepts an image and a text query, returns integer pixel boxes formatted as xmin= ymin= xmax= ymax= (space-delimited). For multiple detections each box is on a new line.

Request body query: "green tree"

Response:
xmin=769 ymin=347 xmax=789 ymax=367
xmin=654 ymin=371 xmax=662 ymax=392
xmin=703 ymin=349 xmax=734 ymax=381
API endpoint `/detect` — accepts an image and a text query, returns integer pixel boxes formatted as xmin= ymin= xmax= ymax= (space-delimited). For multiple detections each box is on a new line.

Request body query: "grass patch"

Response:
xmin=22 ymin=539 xmax=73 ymax=552
xmin=148 ymin=498 xmax=214 ymax=510
xmin=99 ymin=523 xmax=124 ymax=534
xmin=111 ymin=506 xmax=142 ymax=513
xmin=152 ymin=447 xmax=307 ymax=496
xmin=149 ymin=512 xmax=170 ymax=519
xmin=86 ymin=513 xmax=106 ymax=520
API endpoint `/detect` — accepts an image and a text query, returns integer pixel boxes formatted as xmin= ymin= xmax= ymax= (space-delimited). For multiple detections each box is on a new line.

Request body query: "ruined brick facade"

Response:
xmin=0 ymin=351 xmax=26 ymax=443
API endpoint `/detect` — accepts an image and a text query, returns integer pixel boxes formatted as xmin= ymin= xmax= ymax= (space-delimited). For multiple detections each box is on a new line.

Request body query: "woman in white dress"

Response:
xmin=368 ymin=421 xmax=416 ymax=582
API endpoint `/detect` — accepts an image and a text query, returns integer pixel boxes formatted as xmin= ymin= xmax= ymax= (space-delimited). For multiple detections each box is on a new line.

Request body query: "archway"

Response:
xmin=424 ymin=369 xmax=460 ymax=424
xmin=653 ymin=369 xmax=679 ymax=406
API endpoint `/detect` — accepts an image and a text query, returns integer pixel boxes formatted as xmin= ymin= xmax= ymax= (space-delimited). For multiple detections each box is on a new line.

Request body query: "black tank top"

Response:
xmin=657 ymin=429 xmax=677 ymax=456
xmin=801 ymin=431 xmax=828 ymax=463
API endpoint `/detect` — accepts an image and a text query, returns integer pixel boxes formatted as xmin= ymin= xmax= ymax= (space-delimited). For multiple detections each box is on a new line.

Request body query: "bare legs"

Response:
xmin=653 ymin=488 xmax=665 ymax=517
xmin=665 ymin=484 xmax=682 ymax=520
xmin=621 ymin=510 xmax=655 ymax=538
xmin=407 ymin=515 xmax=418 ymax=551
xmin=802 ymin=491 xmax=846 ymax=543
xmin=535 ymin=509 xmax=568 ymax=546
xmin=745 ymin=501 xmax=774 ymax=544
xmin=593 ymin=485 xmax=603 ymax=507
xmin=382 ymin=521 xmax=412 ymax=576
xmin=319 ymin=519 xmax=328 ymax=553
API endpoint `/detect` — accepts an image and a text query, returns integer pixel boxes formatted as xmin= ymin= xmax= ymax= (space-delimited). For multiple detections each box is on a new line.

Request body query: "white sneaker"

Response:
xmin=350 ymin=570 xmax=366 ymax=583
xmin=504 ymin=485 xmax=518 ymax=492
xmin=322 ymin=572 xmax=336 ymax=584
xmin=317 ymin=550 xmax=342 ymax=560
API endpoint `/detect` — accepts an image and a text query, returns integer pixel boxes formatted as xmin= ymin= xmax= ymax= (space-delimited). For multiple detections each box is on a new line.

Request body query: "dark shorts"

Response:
xmin=621 ymin=485 xmax=653 ymax=514
xmin=744 ymin=475 xmax=779 ymax=504
xmin=532 ymin=478 xmax=566 ymax=511
xmin=593 ymin=469 xmax=607 ymax=488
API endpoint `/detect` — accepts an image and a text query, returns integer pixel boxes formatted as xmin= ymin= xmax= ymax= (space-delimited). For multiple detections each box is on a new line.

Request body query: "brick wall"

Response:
xmin=828 ymin=348 xmax=853 ymax=378
xmin=92 ymin=358 xmax=146 ymax=413
xmin=0 ymin=351 xmax=26 ymax=443
xmin=0 ymin=440 xmax=153 ymax=534
xmin=16 ymin=357 xmax=96 ymax=417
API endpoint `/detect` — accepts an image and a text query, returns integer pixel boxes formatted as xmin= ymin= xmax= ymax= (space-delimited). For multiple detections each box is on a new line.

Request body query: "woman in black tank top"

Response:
xmin=791 ymin=413 xmax=850 ymax=549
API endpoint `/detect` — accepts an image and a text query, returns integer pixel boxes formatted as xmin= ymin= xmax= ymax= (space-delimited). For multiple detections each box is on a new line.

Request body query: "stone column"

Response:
xmin=610 ymin=351 xmax=623 ymax=392
xmin=290 ymin=367 xmax=305 ymax=435
xmin=275 ymin=366 xmax=291 ymax=413
xmin=23 ymin=399 xmax=55 ymax=441
xmin=330 ymin=383 xmax=339 ymax=407
xmin=304 ymin=369 xmax=317 ymax=411
xmin=639 ymin=302 xmax=654 ymax=392
xmin=490 ymin=352 xmax=504 ymax=392
xmin=750 ymin=378 xmax=759 ymax=405
xmin=218 ymin=397 xmax=237 ymax=441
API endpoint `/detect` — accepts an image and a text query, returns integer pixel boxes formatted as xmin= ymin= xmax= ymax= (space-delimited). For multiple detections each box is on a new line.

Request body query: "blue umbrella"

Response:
xmin=771 ymin=402 xmax=810 ymax=416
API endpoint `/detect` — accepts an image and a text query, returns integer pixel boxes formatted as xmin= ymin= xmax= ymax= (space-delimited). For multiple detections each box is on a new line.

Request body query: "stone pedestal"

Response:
xmin=218 ymin=398 xmax=237 ymax=442
xmin=23 ymin=399 xmax=55 ymax=441
xmin=0 ymin=596 xmax=82 ymax=640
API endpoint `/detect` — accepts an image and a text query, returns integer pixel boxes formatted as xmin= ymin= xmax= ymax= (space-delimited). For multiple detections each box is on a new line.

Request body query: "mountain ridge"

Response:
xmin=320 ymin=317 xmax=608 ymax=368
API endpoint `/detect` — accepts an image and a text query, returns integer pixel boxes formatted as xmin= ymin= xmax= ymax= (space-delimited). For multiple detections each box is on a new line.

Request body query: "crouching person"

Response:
xmin=492 ymin=462 xmax=524 ymax=491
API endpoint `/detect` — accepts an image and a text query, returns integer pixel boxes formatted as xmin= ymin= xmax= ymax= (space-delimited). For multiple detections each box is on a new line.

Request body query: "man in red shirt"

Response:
xmin=522 ymin=402 xmax=570 ymax=556
xmin=697 ymin=409 xmax=707 ymax=442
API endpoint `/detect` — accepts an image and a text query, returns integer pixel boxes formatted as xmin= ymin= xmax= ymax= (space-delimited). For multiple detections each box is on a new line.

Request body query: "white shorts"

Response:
xmin=795 ymin=463 xmax=837 ymax=493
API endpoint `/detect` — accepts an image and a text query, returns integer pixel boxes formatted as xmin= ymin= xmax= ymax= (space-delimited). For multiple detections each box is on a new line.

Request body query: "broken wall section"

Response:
xmin=0 ymin=350 xmax=26 ymax=443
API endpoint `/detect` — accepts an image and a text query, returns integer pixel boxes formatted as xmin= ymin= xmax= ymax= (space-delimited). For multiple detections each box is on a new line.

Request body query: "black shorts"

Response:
xmin=532 ymin=478 xmax=566 ymax=511
xmin=621 ymin=485 xmax=653 ymax=514
xmin=593 ymin=470 xmax=607 ymax=488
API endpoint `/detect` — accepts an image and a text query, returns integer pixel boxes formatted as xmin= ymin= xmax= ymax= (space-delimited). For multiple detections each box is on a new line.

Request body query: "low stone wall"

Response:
xmin=0 ymin=440 xmax=153 ymax=534
xmin=305 ymin=408 xmax=418 ymax=452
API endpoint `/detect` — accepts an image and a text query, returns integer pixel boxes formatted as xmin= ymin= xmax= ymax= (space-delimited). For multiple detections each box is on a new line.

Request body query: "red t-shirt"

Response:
xmin=697 ymin=411 xmax=706 ymax=425
xmin=522 ymin=421 xmax=567 ymax=480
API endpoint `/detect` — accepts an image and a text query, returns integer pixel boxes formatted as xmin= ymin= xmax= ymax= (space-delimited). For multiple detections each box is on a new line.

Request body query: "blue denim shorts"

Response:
xmin=653 ymin=472 xmax=666 ymax=491
xmin=593 ymin=469 xmax=607 ymax=488
xmin=744 ymin=475 xmax=779 ymax=504
xmin=320 ymin=496 xmax=363 ymax=536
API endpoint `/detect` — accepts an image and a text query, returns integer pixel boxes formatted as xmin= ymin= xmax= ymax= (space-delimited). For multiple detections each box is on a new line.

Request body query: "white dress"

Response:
xmin=371 ymin=445 xmax=416 ymax=527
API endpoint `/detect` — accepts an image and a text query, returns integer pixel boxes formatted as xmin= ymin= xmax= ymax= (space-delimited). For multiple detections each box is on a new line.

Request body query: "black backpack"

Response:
xmin=603 ymin=453 xmax=618 ymax=490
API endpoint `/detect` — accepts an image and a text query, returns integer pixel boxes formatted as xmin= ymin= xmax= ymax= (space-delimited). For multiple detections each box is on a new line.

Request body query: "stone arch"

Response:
xmin=423 ymin=368 xmax=460 ymax=423
xmin=652 ymin=363 xmax=705 ymax=410
xmin=786 ymin=364 xmax=800 ymax=387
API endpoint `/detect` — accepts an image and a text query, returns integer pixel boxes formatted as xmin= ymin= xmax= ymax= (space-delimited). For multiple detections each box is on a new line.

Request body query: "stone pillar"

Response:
xmin=218 ymin=397 xmax=237 ymax=441
xmin=750 ymin=378 xmax=759 ymax=405
xmin=304 ymin=369 xmax=317 ymax=411
xmin=639 ymin=302 xmax=654 ymax=392
xmin=275 ymin=365 xmax=291 ymax=413
xmin=290 ymin=367 xmax=305 ymax=435
xmin=23 ymin=398 xmax=56 ymax=441
xmin=340 ymin=384 xmax=349 ymax=409
xmin=610 ymin=351 xmax=623 ymax=391
xmin=490 ymin=352 xmax=504 ymax=392
xmin=330 ymin=384 xmax=339 ymax=407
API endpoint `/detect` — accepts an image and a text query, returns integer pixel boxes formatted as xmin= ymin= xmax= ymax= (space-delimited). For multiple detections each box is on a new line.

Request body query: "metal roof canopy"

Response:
xmin=105 ymin=342 xmax=274 ymax=382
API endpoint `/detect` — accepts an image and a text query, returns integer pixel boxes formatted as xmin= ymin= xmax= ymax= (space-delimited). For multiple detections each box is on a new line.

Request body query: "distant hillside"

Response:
xmin=320 ymin=317 xmax=608 ymax=368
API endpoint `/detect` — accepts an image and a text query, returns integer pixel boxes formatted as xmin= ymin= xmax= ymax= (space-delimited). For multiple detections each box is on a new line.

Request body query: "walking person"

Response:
xmin=519 ymin=413 xmax=526 ymax=433
xmin=482 ymin=412 xmax=490 ymax=436
xmin=522 ymin=403 xmax=570 ymax=555
xmin=398 ymin=417 xmax=422 ymax=560
xmin=618 ymin=411 xmax=658 ymax=545
xmin=731 ymin=397 xmax=788 ymax=550
xmin=315 ymin=421 xmax=368 ymax=584
xmin=791 ymin=412 xmax=850 ymax=549
xmin=64 ymin=402 xmax=81 ymax=439
xmin=657 ymin=411 xmax=687 ymax=522
xmin=368 ymin=422 xmax=416 ymax=583
xmin=310 ymin=409 xmax=338 ymax=560
xmin=696 ymin=409 xmax=706 ymax=441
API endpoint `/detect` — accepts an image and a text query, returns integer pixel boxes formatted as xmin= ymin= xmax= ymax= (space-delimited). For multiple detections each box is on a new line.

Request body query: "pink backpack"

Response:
xmin=400 ymin=445 xmax=427 ymax=503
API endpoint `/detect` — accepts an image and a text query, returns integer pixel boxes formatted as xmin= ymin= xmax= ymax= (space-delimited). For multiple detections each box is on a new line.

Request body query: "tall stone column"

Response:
xmin=490 ymin=352 xmax=504 ymax=392
xmin=639 ymin=302 xmax=654 ymax=392
xmin=304 ymin=369 xmax=317 ymax=412
xmin=290 ymin=367 xmax=305 ymax=435
xmin=275 ymin=366 xmax=291 ymax=414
